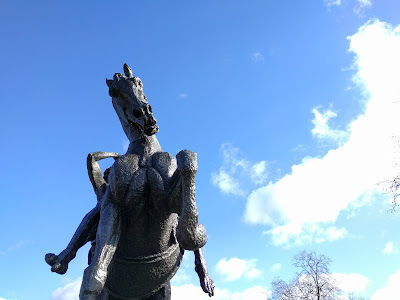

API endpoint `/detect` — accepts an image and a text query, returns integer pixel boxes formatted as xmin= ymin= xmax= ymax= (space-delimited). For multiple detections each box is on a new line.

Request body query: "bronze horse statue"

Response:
xmin=45 ymin=64 xmax=214 ymax=299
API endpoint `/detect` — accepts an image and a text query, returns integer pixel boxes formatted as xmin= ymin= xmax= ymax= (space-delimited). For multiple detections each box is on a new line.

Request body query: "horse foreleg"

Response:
xmin=45 ymin=203 xmax=100 ymax=274
xmin=175 ymin=150 xmax=207 ymax=251
xmin=80 ymin=188 xmax=121 ymax=300
xmin=194 ymin=248 xmax=215 ymax=297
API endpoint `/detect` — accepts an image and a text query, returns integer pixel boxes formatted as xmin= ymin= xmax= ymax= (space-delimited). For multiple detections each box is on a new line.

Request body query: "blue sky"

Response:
xmin=1 ymin=1 xmax=400 ymax=299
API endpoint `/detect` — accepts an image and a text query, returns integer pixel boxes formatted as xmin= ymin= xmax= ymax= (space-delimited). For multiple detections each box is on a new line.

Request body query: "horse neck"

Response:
xmin=126 ymin=134 xmax=162 ymax=165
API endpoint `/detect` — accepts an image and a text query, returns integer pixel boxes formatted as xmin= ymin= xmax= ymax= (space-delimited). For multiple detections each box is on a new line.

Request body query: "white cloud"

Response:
xmin=51 ymin=278 xmax=81 ymax=300
xmin=267 ymin=224 xmax=348 ymax=247
xmin=316 ymin=226 xmax=348 ymax=243
xmin=0 ymin=240 xmax=32 ymax=256
xmin=212 ymin=144 xmax=268 ymax=196
xmin=311 ymin=107 xmax=349 ymax=144
xmin=325 ymin=0 xmax=341 ymax=8
xmin=251 ymin=161 xmax=268 ymax=185
xmin=178 ymin=93 xmax=188 ymax=99
xmin=212 ymin=170 xmax=245 ymax=196
xmin=354 ymin=0 xmax=372 ymax=15
xmin=170 ymin=268 xmax=192 ymax=285
xmin=172 ymin=284 xmax=269 ymax=300
xmin=382 ymin=241 xmax=394 ymax=254
xmin=244 ymin=20 xmax=400 ymax=246
xmin=252 ymin=52 xmax=265 ymax=63
xmin=216 ymin=257 xmax=262 ymax=282
xmin=245 ymin=184 xmax=285 ymax=226
xmin=51 ymin=279 xmax=270 ymax=300
xmin=357 ymin=0 xmax=371 ymax=6
xmin=371 ymin=268 xmax=400 ymax=300
xmin=332 ymin=272 xmax=369 ymax=294
xmin=230 ymin=286 xmax=270 ymax=300
xmin=172 ymin=284 xmax=220 ymax=300
xmin=270 ymin=263 xmax=281 ymax=272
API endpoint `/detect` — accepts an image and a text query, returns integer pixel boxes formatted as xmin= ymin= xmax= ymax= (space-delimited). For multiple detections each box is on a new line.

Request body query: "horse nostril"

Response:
xmin=146 ymin=115 xmax=156 ymax=126
xmin=133 ymin=109 xmax=144 ymax=118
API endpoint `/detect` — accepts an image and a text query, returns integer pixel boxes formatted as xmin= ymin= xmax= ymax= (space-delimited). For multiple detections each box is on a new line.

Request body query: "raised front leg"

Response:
xmin=195 ymin=249 xmax=215 ymax=297
xmin=80 ymin=188 xmax=121 ymax=300
xmin=45 ymin=203 xmax=100 ymax=274
xmin=175 ymin=150 xmax=207 ymax=251
xmin=45 ymin=152 xmax=119 ymax=275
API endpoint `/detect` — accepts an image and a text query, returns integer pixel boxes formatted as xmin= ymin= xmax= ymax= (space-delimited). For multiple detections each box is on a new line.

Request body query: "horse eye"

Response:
xmin=109 ymin=88 xmax=120 ymax=98
xmin=133 ymin=109 xmax=143 ymax=118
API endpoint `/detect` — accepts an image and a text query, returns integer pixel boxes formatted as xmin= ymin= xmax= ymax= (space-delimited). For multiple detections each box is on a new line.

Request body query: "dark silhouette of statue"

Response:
xmin=45 ymin=64 xmax=214 ymax=300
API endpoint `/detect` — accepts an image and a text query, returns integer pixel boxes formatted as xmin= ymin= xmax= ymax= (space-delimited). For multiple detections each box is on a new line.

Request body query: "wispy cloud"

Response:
xmin=251 ymin=161 xmax=268 ymax=185
xmin=0 ymin=240 xmax=32 ymax=256
xmin=324 ymin=0 xmax=372 ymax=15
xmin=171 ymin=269 xmax=192 ymax=285
xmin=172 ymin=284 xmax=269 ymax=300
xmin=211 ymin=170 xmax=245 ymax=196
xmin=382 ymin=241 xmax=395 ymax=254
xmin=212 ymin=144 xmax=268 ymax=196
xmin=324 ymin=0 xmax=341 ymax=8
xmin=51 ymin=278 xmax=81 ymax=300
xmin=354 ymin=0 xmax=372 ymax=16
xmin=270 ymin=263 xmax=281 ymax=272
xmin=178 ymin=93 xmax=188 ymax=99
xmin=311 ymin=107 xmax=349 ymax=145
xmin=216 ymin=257 xmax=262 ymax=282
xmin=243 ymin=20 xmax=400 ymax=246
xmin=252 ymin=52 xmax=265 ymax=63
xmin=316 ymin=226 xmax=348 ymax=243
xmin=266 ymin=224 xmax=348 ymax=247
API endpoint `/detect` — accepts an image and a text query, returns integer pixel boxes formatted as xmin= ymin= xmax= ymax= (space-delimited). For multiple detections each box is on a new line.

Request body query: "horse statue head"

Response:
xmin=106 ymin=64 xmax=159 ymax=142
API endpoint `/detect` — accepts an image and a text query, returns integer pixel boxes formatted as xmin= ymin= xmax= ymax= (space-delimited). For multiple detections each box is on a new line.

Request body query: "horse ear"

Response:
xmin=106 ymin=79 xmax=113 ymax=88
xmin=123 ymin=64 xmax=133 ymax=78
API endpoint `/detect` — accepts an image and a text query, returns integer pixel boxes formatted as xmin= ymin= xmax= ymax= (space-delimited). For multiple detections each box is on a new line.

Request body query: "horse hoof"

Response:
xmin=45 ymin=253 xmax=68 ymax=274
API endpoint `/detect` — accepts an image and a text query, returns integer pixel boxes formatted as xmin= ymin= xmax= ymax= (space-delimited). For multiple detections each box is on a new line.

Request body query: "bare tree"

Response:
xmin=269 ymin=251 xmax=344 ymax=300
xmin=378 ymin=135 xmax=400 ymax=212
xmin=381 ymin=176 xmax=400 ymax=211
xmin=347 ymin=293 xmax=367 ymax=300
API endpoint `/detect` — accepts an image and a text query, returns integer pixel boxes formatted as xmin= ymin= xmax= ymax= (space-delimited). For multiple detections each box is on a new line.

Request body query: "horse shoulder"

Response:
xmin=151 ymin=152 xmax=182 ymax=212
xmin=151 ymin=151 xmax=177 ymax=179
xmin=108 ymin=154 xmax=140 ymax=203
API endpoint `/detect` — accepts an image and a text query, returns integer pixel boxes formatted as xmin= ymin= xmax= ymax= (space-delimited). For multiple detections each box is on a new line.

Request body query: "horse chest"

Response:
xmin=109 ymin=153 xmax=176 ymax=212
xmin=124 ymin=166 xmax=167 ymax=210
